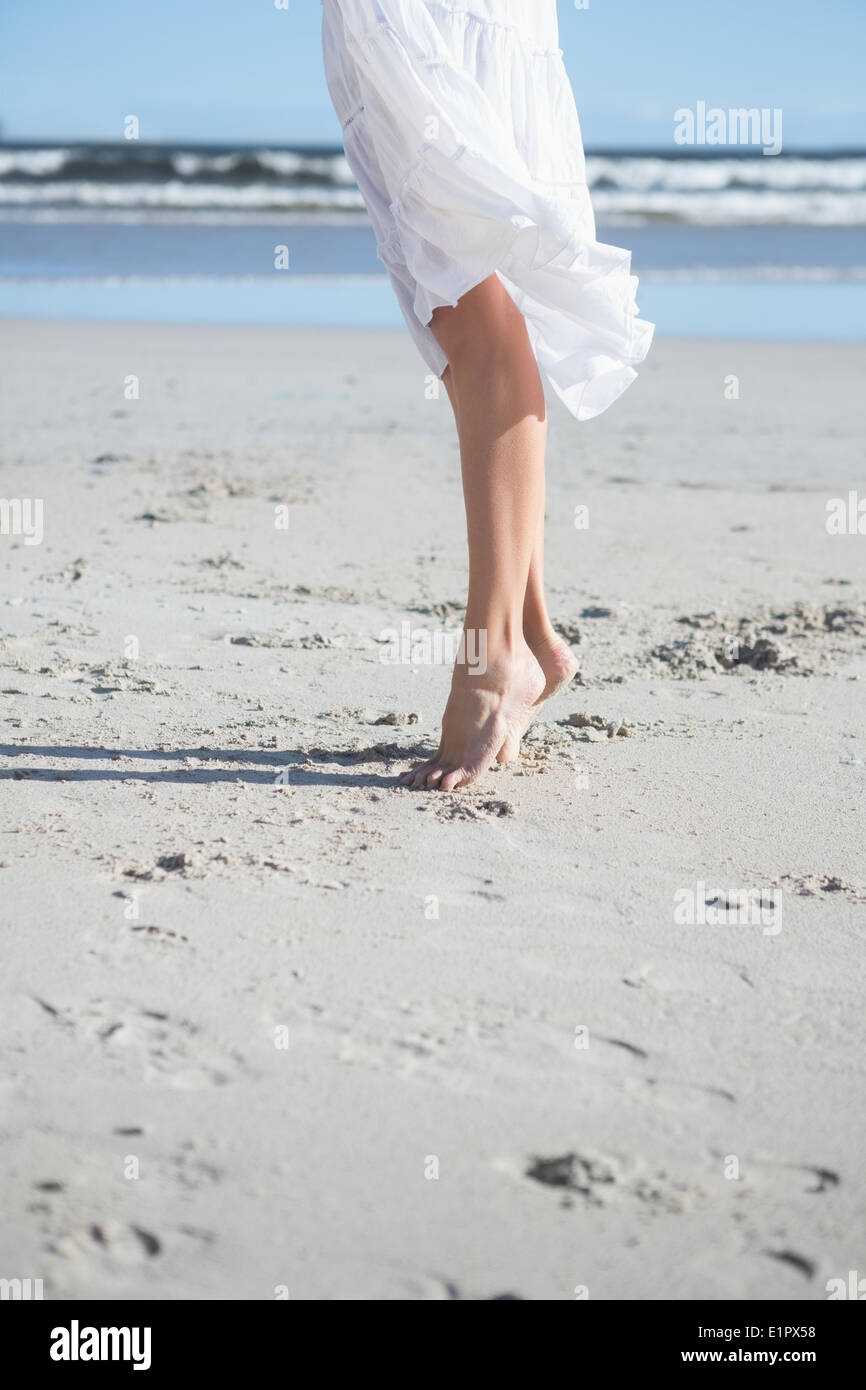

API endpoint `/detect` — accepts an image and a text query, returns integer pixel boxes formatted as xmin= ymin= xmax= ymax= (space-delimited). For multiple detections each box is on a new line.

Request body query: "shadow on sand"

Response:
xmin=0 ymin=743 xmax=431 ymax=789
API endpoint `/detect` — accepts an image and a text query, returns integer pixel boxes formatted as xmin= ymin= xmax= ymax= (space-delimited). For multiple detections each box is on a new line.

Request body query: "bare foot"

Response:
xmin=496 ymin=633 xmax=579 ymax=762
xmin=400 ymin=644 xmax=545 ymax=791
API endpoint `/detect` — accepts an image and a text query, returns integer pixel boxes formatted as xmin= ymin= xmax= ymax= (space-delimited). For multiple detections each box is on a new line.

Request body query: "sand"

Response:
xmin=0 ymin=319 xmax=864 ymax=1300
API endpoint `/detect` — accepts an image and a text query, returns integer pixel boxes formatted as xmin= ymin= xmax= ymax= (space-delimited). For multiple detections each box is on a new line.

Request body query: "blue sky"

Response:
xmin=1 ymin=0 xmax=865 ymax=148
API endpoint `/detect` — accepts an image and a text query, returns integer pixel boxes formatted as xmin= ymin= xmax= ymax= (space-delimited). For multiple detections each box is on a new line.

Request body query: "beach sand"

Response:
xmin=1 ymin=319 xmax=864 ymax=1300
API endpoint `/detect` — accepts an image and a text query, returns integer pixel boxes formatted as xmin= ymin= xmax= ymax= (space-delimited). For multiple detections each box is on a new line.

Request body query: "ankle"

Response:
xmin=453 ymin=630 xmax=534 ymax=685
xmin=462 ymin=610 xmax=526 ymax=660
xmin=523 ymin=618 xmax=562 ymax=654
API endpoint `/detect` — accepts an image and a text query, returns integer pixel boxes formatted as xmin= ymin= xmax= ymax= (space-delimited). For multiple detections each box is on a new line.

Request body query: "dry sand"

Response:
xmin=0 ymin=319 xmax=864 ymax=1300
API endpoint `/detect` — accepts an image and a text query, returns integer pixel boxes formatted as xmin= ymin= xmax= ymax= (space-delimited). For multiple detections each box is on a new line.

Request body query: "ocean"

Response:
xmin=2 ymin=141 xmax=865 ymax=338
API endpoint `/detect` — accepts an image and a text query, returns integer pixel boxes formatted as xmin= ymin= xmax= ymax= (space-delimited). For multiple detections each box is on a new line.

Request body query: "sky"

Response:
xmin=1 ymin=0 xmax=865 ymax=149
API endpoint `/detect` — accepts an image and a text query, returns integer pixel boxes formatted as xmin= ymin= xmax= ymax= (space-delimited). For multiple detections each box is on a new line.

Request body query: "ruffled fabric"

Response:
xmin=322 ymin=0 xmax=653 ymax=420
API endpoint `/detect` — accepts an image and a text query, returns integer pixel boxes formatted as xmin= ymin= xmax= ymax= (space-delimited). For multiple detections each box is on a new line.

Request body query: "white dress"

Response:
xmin=321 ymin=0 xmax=653 ymax=420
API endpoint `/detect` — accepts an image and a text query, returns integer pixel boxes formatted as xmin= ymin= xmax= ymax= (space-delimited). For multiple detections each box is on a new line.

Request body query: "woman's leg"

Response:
xmin=522 ymin=511 xmax=581 ymax=701
xmin=402 ymin=275 xmax=548 ymax=790
xmin=440 ymin=360 xmax=578 ymax=757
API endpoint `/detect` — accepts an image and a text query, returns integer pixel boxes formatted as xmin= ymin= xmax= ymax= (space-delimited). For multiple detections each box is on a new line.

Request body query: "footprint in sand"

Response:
xmin=31 ymin=998 xmax=248 ymax=1089
xmin=524 ymin=1151 xmax=703 ymax=1215
xmin=41 ymin=1218 xmax=214 ymax=1292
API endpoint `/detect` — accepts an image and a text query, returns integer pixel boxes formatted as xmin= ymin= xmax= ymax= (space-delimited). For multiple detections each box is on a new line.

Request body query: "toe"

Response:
xmin=402 ymin=760 xmax=433 ymax=788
